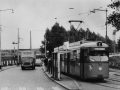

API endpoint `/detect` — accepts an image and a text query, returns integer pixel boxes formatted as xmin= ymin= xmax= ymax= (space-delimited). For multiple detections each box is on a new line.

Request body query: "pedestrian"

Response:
xmin=49 ymin=57 xmax=52 ymax=74
xmin=48 ymin=57 xmax=52 ymax=74
xmin=44 ymin=57 xmax=48 ymax=71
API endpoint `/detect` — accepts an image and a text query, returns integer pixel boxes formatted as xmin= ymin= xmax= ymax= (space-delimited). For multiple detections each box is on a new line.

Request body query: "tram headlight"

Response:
xmin=98 ymin=67 xmax=102 ymax=71
xmin=89 ymin=65 xmax=92 ymax=71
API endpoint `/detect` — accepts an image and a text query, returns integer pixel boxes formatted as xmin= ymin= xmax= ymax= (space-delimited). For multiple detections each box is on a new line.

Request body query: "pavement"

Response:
xmin=0 ymin=65 xmax=17 ymax=72
xmin=42 ymin=66 xmax=82 ymax=90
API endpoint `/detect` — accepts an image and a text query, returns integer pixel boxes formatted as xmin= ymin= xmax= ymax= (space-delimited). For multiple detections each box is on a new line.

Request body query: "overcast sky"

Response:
xmin=0 ymin=0 xmax=118 ymax=50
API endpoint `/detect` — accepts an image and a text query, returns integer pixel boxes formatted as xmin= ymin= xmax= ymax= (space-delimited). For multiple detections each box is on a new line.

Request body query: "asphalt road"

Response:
xmin=0 ymin=66 xmax=67 ymax=90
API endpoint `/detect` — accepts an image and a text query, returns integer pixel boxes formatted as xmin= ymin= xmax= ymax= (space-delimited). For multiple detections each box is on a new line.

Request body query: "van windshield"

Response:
xmin=89 ymin=51 xmax=108 ymax=61
xmin=21 ymin=57 xmax=33 ymax=62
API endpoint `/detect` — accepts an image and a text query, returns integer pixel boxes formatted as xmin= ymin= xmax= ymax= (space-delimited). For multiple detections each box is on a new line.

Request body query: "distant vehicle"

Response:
xmin=35 ymin=58 xmax=42 ymax=67
xmin=21 ymin=50 xmax=36 ymax=70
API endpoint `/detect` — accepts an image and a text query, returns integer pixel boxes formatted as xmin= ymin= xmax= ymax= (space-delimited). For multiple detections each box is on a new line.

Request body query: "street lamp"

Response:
xmin=0 ymin=9 xmax=14 ymax=69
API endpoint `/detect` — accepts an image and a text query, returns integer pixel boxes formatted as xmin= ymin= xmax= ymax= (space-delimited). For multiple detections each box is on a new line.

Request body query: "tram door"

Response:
xmin=67 ymin=53 xmax=70 ymax=75
xmin=80 ymin=49 xmax=84 ymax=78
xmin=52 ymin=52 xmax=61 ymax=80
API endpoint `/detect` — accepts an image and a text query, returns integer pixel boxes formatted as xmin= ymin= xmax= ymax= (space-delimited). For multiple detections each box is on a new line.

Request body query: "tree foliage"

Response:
xmin=107 ymin=0 xmax=120 ymax=51
xmin=40 ymin=22 xmax=114 ymax=57
xmin=117 ymin=38 xmax=120 ymax=51
xmin=108 ymin=1 xmax=120 ymax=31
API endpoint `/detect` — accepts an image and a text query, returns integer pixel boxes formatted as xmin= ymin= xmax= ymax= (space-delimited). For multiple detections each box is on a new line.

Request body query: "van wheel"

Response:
xmin=33 ymin=66 xmax=35 ymax=70
xmin=21 ymin=67 xmax=24 ymax=70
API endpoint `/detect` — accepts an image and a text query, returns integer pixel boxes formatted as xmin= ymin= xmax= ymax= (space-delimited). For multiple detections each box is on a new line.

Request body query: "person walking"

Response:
xmin=44 ymin=57 xmax=48 ymax=71
xmin=49 ymin=57 xmax=52 ymax=74
xmin=48 ymin=57 xmax=52 ymax=74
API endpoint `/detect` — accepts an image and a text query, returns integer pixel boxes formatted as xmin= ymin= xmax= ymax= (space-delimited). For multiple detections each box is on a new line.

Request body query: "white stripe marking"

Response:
xmin=36 ymin=87 xmax=44 ymax=90
xmin=52 ymin=87 xmax=61 ymax=90
xmin=19 ymin=87 xmax=26 ymax=90
xmin=1 ymin=87 xmax=8 ymax=90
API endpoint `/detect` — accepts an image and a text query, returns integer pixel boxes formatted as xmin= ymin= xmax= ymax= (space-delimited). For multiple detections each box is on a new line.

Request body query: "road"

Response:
xmin=0 ymin=66 xmax=67 ymax=90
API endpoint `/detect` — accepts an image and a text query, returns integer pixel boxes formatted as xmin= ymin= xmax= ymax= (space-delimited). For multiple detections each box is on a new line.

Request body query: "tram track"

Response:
xmin=93 ymin=69 xmax=120 ymax=89
xmin=75 ymin=70 xmax=120 ymax=89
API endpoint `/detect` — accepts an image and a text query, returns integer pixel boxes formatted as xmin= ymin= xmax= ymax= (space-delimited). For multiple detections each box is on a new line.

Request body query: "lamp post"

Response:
xmin=0 ymin=9 xmax=13 ymax=69
xmin=93 ymin=9 xmax=108 ymax=43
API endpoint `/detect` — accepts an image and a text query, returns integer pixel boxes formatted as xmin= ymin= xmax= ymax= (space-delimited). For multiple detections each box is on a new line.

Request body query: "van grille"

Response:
xmin=24 ymin=62 xmax=30 ymax=65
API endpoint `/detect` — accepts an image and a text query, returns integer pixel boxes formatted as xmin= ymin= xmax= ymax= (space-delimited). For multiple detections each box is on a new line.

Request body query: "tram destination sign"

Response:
xmin=94 ymin=48 xmax=105 ymax=50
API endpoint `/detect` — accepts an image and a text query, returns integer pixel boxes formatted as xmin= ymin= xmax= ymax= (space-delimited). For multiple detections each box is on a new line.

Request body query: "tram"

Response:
xmin=53 ymin=40 xmax=109 ymax=79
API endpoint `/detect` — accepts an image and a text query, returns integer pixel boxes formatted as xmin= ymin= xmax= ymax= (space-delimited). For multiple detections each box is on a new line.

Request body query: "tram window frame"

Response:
xmin=89 ymin=50 xmax=109 ymax=62
xmin=76 ymin=49 xmax=80 ymax=66
xmin=73 ymin=50 xmax=77 ymax=61
xmin=61 ymin=54 xmax=64 ymax=61
xmin=64 ymin=53 xmax=67 ymax=61
xmin=70 ymin=51 xmax=74 ymax=61
xmin=76 ymin=50 xmax=80 ymax=61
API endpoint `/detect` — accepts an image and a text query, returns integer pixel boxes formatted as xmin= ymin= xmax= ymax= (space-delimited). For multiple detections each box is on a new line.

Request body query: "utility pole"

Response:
xmin=0 ymin=26 xmax=1 ymax=69
xmin=30 ymin=31 xmax=32 ymax=50
xmin=13 ymin=28 xmax=22 ymax=66
xmin=105 ymin=9 xmax=108 ymax=44
xmin=93 ymin=9 xmax=108 ymax=43
xmin=18 ymin=28 xmax=19 ymax=65
xmin=0 ymin=9 xmax=13 ymax=69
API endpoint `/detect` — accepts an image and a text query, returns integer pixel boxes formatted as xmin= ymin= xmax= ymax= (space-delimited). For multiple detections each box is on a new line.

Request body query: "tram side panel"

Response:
xmin=84 ymin=62 xmax=109 ymax=79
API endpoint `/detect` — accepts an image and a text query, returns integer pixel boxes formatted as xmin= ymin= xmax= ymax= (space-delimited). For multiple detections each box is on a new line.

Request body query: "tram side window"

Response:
xmin=73 ymin=50 xmax=77 ymax=61
xmin=61 ymin=54 xmax=64 ymax=61
xmin=64 ymin=53 xmax=67 ymax=61
xmin=70 ymin=52 xmax=73 ymax=61
xmin=89 ymin=51 xmax=108 ymax=61
xmin=76 ymin=50 xmax=80 ymax=61
xmin=76 ymin=50 xmax=80 ymax=66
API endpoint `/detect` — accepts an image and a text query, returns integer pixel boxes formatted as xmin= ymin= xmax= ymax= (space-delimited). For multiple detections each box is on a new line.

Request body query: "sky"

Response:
xmin=0 ymin=0 xmax=118 ymax=50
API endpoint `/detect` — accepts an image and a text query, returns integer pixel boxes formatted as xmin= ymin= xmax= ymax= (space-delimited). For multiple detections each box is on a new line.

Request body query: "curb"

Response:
xmin=42 ymin=67 xmax=82 ymax=90
xmin=42 ymin=68 xmax=69 ymax=90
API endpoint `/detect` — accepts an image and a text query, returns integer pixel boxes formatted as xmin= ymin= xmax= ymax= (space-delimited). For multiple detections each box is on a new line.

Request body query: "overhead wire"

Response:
xmin=0 ymin=25 xmax=39 ymax=31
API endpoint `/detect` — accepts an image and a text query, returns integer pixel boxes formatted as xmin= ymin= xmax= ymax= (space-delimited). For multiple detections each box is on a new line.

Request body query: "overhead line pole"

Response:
xmin=93 ymin=9 xmax=108 ymax=43
xmin=18 ymin=28 xmax=19 ymax=65
xmin=30 ymin=31 xmax=32 ymax=50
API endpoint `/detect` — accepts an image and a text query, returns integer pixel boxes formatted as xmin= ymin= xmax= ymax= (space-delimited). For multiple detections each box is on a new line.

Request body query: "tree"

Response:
xmin=40 ymin=22 xmax=68 ymax=56
xmin=117 ymin=38 xmax=120 ymax=51
xmin=108 ymin=0 xmax=120 ymax=31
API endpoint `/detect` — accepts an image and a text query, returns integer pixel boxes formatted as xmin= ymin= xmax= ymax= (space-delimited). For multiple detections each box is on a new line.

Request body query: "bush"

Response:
xmin=109 ymin=56 xmax=120 ymax=69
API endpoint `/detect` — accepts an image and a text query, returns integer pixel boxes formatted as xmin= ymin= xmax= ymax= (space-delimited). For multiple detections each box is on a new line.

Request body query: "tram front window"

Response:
xmin=89 ymin=51 xmax=108 ymax=62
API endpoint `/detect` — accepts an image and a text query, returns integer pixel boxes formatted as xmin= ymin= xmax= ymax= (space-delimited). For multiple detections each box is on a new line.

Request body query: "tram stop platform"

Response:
xmin=42 ymin=67 xmax=82 ymax=90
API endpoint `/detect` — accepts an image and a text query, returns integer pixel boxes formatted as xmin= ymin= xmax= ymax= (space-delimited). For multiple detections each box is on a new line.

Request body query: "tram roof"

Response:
xmin=54 ymin=40 xmax=108 ymax=52
xmin=80 ymin=42 xmax=108 ymax=48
